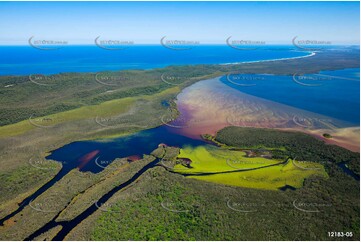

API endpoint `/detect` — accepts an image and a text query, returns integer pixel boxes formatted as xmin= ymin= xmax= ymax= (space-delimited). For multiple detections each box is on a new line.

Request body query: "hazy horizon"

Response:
xmin=0 ymin=1 xmax=359 ymax=45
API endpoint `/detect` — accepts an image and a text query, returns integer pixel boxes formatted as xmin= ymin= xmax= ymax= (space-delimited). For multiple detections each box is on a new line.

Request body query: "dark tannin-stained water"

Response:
xmin=47 ymin=125 xmax=207 ymax=173
xmin=0 ymin=125 xmax=207 ymax=227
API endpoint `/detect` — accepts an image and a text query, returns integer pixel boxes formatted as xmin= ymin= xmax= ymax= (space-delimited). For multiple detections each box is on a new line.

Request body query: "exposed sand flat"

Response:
xmin=301 ymin=127 xmax=360 ymax=152
xmin=169 ymin=77 xmax=359 ymax=152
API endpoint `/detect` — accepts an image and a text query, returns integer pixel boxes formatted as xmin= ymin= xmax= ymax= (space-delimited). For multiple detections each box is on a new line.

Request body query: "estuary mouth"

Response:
xmin=0 ymin=2 xmax=359 ymax=241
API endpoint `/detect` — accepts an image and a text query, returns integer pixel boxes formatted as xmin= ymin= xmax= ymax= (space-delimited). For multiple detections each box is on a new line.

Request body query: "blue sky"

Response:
xmin=0 ymin=1 xmax=359 ymax=45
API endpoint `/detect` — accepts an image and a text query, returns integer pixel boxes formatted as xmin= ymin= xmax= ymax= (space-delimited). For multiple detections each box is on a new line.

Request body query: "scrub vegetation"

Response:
xmin=0 ymin=49 xmax=359 ymax=240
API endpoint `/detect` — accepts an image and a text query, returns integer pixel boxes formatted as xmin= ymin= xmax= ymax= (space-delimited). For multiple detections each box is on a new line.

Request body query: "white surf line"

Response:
xmin=221 ymin=51 xmax=316 ymax=65
xmin=314 ymin=73 xmax=359 ymax=81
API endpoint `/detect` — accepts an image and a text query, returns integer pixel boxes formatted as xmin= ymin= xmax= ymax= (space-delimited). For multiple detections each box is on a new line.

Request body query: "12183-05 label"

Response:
xmin=328 ymin=232 xmax=353 ymax=238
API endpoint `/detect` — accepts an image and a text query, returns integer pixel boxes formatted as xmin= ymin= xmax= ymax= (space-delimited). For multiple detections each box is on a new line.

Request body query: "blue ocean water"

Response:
xmin=221 ymin=68 xmax=360 ymax=124
xmin=0 ymin=45 xmax=309 ymax=75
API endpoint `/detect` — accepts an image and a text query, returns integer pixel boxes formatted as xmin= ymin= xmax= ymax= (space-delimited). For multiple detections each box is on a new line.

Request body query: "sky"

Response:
xmin=0 ymin=1 xmax=359 ymax=45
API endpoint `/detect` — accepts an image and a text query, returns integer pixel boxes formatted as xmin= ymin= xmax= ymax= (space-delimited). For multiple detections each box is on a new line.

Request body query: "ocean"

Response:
xmin=0 ymin=45 xmax=310 ymax=75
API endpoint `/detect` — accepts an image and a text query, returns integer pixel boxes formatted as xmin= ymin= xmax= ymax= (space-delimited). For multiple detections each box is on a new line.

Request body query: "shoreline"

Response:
xmin=221 ymin=51 xmax=316 ymax=65
xmin=172 ymin=76 xmax=359 ymax=152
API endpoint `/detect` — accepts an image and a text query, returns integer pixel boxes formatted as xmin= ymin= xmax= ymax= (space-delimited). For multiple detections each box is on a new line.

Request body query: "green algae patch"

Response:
xmin=173 ymin=145 xmax=328 ymax=190
xmin=175 ymin=145 xmax=281 ymax=173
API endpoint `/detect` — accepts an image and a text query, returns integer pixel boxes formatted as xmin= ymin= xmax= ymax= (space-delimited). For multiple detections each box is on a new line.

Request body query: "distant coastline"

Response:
xmin=0 ymin=46 xmax=315 ymax=76
xmin=221 ymin=51 xmax=316 ymax=65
